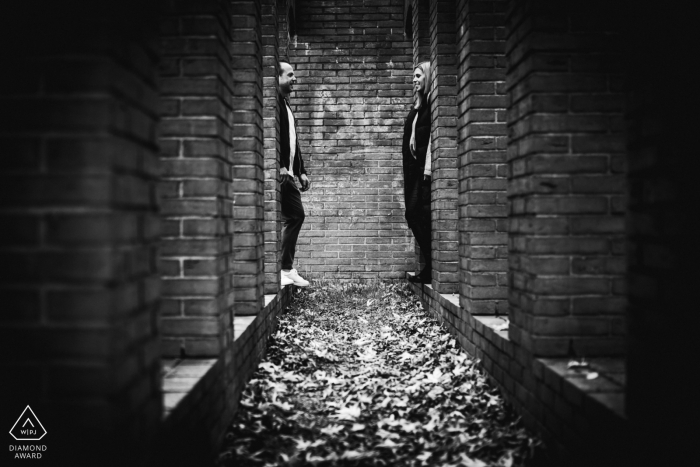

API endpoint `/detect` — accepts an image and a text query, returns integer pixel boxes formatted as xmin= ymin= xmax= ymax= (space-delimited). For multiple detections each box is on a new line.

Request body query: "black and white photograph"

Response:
xmin=1 ymin=0 xmax=696 ymax=466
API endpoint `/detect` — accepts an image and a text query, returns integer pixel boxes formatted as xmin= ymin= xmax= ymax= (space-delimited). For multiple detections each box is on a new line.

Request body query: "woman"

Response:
xmin=403 ymin=61 xmax=433 ymax=284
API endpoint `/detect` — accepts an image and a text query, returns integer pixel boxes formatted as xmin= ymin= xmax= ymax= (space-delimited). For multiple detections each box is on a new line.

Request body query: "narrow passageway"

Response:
xmin=218 ymin=282 xmax=542 ymax=466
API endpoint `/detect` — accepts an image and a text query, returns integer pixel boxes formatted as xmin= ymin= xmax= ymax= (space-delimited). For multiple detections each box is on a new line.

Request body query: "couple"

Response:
xmin=277 ymin=60 xmax=433 ymax=287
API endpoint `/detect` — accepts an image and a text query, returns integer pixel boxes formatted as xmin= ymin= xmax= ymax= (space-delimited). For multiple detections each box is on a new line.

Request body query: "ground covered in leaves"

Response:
xmin=218 ymin=282 xmax=542 ymax=467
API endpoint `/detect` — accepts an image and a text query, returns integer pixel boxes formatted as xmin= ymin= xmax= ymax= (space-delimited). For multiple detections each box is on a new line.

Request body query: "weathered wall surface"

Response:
xmin=624 ymin=4 xmax=698 ymax=466
xmin=2 ymin=1 xmax=694 ymax=465
xmin=506 ymin=0 xmax=626 ymax=358
xmin=0 ymin=1 xmax=162 ymax=463
xmin=287 ymin=0 xmax=416 ymax=280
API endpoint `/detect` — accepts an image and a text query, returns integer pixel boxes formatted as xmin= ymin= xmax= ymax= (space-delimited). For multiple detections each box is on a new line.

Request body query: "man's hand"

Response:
xmin=423 ymin=174 xmax=431 ymax=184
xmin=280 ymin=167 xmax=294 ymax=186
xmin=300 ymin=173 xmax=311 ymax=192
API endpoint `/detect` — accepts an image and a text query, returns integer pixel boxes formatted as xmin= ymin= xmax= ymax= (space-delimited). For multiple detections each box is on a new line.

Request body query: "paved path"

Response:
xmin=218 ymin=282 xmax=541 ymax=467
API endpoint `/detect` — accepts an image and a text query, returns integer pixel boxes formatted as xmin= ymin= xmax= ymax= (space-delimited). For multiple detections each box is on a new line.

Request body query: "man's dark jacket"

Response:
xmin=278 ymin=94 xmax=307 ymax=176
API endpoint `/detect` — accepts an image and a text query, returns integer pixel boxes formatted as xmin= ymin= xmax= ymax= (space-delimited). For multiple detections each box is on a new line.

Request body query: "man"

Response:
xmin=278 ymin=60 xmax=311 ymax=287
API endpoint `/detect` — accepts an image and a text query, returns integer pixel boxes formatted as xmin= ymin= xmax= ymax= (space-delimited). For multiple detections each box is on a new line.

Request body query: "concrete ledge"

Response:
xmin=159 ymin=284 xmax=296 ymax=464
xmin=536 ymin=357 xmax=625 ymax=419
xmin=407 ymin=274 xmax=627 ymax=465
xmin=162 ymin=358 xmax=218 ymax=419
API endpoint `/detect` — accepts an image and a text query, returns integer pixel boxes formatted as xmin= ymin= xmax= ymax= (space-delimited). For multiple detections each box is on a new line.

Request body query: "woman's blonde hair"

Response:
xmin=414 ymin=61 xmax=432 ymax=109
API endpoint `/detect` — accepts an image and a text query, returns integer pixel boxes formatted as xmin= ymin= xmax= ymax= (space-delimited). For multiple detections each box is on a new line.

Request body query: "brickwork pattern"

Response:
xmin=287 ymin=0 xmax=416 ymax=280
xmin=410 ymin=0 xmax=432 ymax=274
xmin=624 ymin=4 xmax=698 ymax=464
xmin=231 ymin=0 xmax=265 ymax=314
xmin=4 ymin=1 xmax=690 ymax=465
xmin=428 ymin=0 xmax=460 ymax=293
xmin=409 ymin=281 xmax=627 ymax=466
xmin=159 ymin=0 xmax=235 ymax=356
xmin=262 ymin=0 xmax=282 ymax=294
xmin=0 ymin=1 xmax=161 ymax=462
xmin=411 ymin=0 xmax=431 ymax=64
xmin=277 ymin=0 xmax=291 ymax=60
xmin=456 ymin=0 xmax=508 ymax=315
xmin=506 ymin=1 xmax=627 ymax=357
xmin=160 ymin=286 xmax=294 ymax=464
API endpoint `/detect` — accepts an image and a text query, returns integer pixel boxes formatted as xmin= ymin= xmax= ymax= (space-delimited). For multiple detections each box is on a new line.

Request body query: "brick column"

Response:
xmin=412 ymin=0 xmax=431 ymax=63
xmin=231 ymin=1 xmax=265 ymax=315
xmin=429 ymin=0 xmax=459 ymax=293
xmin=277 ymin=0 xmax=291 ymax=60
xmin=625 ymin=5 xmax=697 ymax=465
xmin=506 ymin=1 xmax=626 ymax=357
xmin=0 ymin=1 xmax=160 ymax=463
xmin=262 ymin=0 xmax=282 ymax=295
xmin=159 ymin=0 xmax=235 ymax=356
xmin=410 ymin=0 xmax=432 ymax=276
xmin=456 ymin=0 xmax=508 ymax=315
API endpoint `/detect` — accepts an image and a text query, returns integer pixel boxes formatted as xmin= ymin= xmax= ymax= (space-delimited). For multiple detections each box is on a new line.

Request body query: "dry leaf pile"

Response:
xmin=218 ymin=281 xmax=541 ymax=466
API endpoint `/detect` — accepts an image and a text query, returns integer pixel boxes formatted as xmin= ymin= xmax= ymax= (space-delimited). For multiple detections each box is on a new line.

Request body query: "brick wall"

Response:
xmin=262 ymin=0 xmax=282 ymax=294
xmin=456 ymin=0 xmax=508 ymax=315
xmin=428 ymin=0 xmax=460 ymax=293
xmin=287 ymin=0 xmax=415 ymax=280
xmin=0 ymin=1 xmax=161 ymax=463
xmin=410 ymin=282 xmax=627 ymax=466
xmin=506 ymin=0 xmax=627 ymax=358
xmin=277 ymin=0 xmax=292 ymax=60
xmin=624 ymin=4 xmax=698 ymax=465
xmin=409 ymin=0 xmax=432 ymax=275
xmin=3 ymin=1 xmax=693 ymax=464
xmin=231 ymin=0 xmax=265 ymax=314
xmin=160 ymin=288 xmax=294 ymax=465
xmin=159 ymin=0 xmax=235 ymax=358
xmin=411 ymin=0 xmax=431 ymax=64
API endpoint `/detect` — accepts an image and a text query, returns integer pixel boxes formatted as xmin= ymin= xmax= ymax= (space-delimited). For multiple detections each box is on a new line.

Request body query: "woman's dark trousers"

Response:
xmin=404 ymin=165 xmax=432 ymax=274
xmin=281 ymin=180 xmax=305 ymax=270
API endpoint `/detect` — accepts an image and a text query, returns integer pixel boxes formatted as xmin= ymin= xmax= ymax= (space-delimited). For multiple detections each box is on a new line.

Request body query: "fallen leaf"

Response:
xmin=319 ymin=424 xmax=344 ymax=436
xmin=219 ymin=282 xmax=542 ymax=467
xmin=567 ymin=359 xmax=590 ymax=370
xmin=294 ymin=438 xmax=313 ymax=450
xmin=376 ymin=439 xmax=402 ymax=448
xmin=459 ymin=452 xmax=488 ymax=467
xmin=332 ymin=404 xmax=361 ymax=420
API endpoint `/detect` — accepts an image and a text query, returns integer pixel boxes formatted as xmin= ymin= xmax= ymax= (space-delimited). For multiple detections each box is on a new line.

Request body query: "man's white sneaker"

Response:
xmin=281 ymin=274 xmax=294 ymax=286
xmin=282 ymin=269 xmax=309 ymax=287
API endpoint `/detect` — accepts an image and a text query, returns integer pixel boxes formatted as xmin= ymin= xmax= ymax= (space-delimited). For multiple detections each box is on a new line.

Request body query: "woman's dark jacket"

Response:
xmin=278 ymin=94 xmax=307 ymax=176
xmin=402 ymin=100 xmax=431 ymax=190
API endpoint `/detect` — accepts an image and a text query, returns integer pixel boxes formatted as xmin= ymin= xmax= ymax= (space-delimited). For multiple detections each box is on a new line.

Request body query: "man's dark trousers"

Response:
xmin=281 ymin=179 xmax=305 ymax=270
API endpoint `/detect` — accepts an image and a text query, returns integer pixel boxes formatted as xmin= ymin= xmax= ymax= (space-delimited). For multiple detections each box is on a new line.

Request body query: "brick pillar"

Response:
xmin=412 ymin=0 xmax=431 ymax=63
xmin=263 ymin=0 xmax=282 ymax=295
xmin=0 ymin=1 xmax=160 ymax=463
xmin=625 ymin=5 xmax=698 ymax=465
xmin=429 ymin=0 xmax=459 ymax=293
xmin=506 ymin=1 xmax=626 ymax=357
xmin=277 ymin=0 xmax=291 ymax=60
xmin=231 ymin=1 xmax=265 ymax=315
xmin=411 ymin=0 xmax=432 ymax=276
xmin=457 ymin=0 xmax=508 ymax=315
xmin=159 ymin=0 xmax=235 ymax=356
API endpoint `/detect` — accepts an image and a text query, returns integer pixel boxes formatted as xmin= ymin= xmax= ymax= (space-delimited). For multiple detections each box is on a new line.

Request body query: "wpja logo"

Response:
xmin=9 ymin=406 xmax=47 ymax=459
